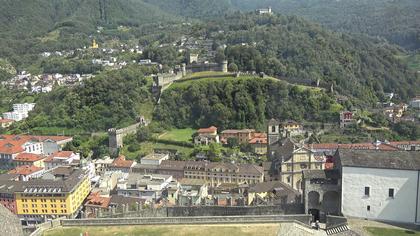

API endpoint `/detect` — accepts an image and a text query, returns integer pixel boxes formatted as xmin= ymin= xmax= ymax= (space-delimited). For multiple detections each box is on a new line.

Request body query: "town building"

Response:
xmin=194 ymin=126 xmax=219 ymax=145
xmin=267 ymin=122 xmax=325 ymax=192
xmin=249 ymin=133 xmax=267 ymax=155
xmin=0 ymin=135 xmax=72 ymax=169
xmin=44 ymin=151 xmax=80 ymax=170
xmin=92 ymin=156 xmax=113 ymax=175
xmin=116 ymin=173 xmax=173 ymax=202
xmin=15 ymin=167 xmax=91 ymax=224
xmin=220 ymin=129 xmax=255 ymax=144
xmin=109 ymin=155 xmax=136 ymax=173
xmin=13 ymin=153 xmax=45 ymax=168
xmin=248 ymin=181 xmax=301 ymax=206
xmin=336 ymin=149 xmax=420 ymax=224
xmin=339 ymin=111 xmax=355 ymax=128
xmin=409 ymin=96 xmax=420 ymax=109
xmin=280 ymin=120 xmax=304 ymax=137
xmin=8 ymin=165 xmax=45 ymax=181
xmin=0 ymin=119 xmax=14 ymax=128
xmin=184 ymin=161 xmax=264 ymax=186
xmin=176 ymin=178 xmax=208 ymax=206
xmin=2 ymin=103 xmax=35 ymax=121
xmin=257 ymin=7 xmax=272 ymax=15
xmin=302 ymin=167 xmax=341 ymax=222
xmin=140 ymin=153 xmax=169 ymax=165
xmin=0 ymin=180 xmax=23 ymax=214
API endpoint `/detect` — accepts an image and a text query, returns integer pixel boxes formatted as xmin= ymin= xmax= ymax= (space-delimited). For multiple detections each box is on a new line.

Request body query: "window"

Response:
xmin=364 ymin=187 xmax=370 ymax=196
xmin=271 ymin=126 xmax=276 ymax=133
xmin=389 ymin=188 xmax=394 ymax=198
xmin=367 ymin=205 xmax=371 ymax=211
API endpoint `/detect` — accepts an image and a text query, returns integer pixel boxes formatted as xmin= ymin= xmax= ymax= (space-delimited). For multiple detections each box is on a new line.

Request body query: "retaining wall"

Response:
xmin=61 ymin=214 xmax=312 ymax=227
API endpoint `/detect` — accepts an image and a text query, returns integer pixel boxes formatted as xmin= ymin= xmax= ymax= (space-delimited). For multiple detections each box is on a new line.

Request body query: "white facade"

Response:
xmin=410 ymin=99 xmax=420 ymax=109
xmin=140 ymin=153 xmax=169 ymax=165
xmin=341 ymin=166 xmax=420 ymax=223
xmin=3 ymin=103 xmax=35 ymax=121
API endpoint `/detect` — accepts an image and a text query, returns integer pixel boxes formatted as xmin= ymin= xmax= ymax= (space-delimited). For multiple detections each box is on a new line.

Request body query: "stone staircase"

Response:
xmin=326 ymin=224 xmax=350 ymax=235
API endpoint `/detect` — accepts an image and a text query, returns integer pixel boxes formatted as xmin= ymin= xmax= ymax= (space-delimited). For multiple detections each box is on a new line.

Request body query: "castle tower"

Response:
xmin=267 ymin=119 xmax=280 ymax=160
xmin=181 ymin=63 xmax=187 ymax=77
xmin=221 ymin=60 xmax=228 ymax=73
xmin=267 ymin=119 xmax=280 ymax=145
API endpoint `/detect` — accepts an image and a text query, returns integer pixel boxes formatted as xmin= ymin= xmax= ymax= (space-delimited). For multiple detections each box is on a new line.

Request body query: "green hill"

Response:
xmin=203 ymin=13 xmax=419 ymax=102
xmin=154 ymin=76 xmax=341 ymax=130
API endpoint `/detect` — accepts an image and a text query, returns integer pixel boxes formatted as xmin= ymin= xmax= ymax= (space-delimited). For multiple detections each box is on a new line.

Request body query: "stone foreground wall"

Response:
xmin=62 ymin=214 xmax=312 ymax=227
xmin=0 ymin=205 xmax=24 ymax=236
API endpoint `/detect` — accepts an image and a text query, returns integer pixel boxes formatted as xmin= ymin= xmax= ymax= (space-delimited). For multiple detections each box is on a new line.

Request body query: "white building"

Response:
xmin=257 ymin=7 xmax=272 ymax=15
xmin=337 ymin=149 xmax=420 ymax=224
xmin=140 ymin=153 xmax=169 ymax=165
xmin=3 ymin=103 xmax=36 ymax=121
xmin=116 ymin=173 xmax=173 ymax=202
xmin=409 ymin=97 xmax=420 ymax=109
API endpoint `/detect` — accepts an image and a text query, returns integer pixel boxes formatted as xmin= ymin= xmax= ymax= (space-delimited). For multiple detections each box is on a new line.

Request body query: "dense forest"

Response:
xmin=154 ymin=77 xmax=340 ymax=130
xmin=205 ymin=14 xmax=419 ymax=103
xmin=144 ymin=0 xmax=420 ymax=50
xmin=15 ymin=66 xmax=152 ymax=132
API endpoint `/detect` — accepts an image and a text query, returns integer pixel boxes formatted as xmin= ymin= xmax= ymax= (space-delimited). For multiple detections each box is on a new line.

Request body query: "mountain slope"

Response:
xmin=0 ymin=0 xmax=176 ymax=38
xmin=230 ymin=0 xmax=420 ymax=50
xmin=205 ymin=13 xmax=419 ymax=102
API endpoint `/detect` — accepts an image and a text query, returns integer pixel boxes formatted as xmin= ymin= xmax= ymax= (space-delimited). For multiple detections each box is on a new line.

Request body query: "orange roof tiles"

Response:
xmin=8 ymin=165 xmax=43 ymax=176
xmin=0 ymin=134 xmax=72 ymax=155
xmin=0 ymin=119 xmax=14 ymax=123
xmin=111 ymin=155 xmax=134 ymax=168
xmin=85 ymin=192 xmax=111 ymax=208
xmin=14 ymin=153 xmax=44 ymax=162
xmin=197 ymin=126 xmax=218 ymax=134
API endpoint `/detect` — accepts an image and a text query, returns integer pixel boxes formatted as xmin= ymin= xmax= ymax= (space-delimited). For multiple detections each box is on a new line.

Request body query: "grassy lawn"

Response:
xmin=365 ymin=227 xmax=420 ymax=236
xmin=159 ymin=128 xmax=195 ymax=142
xmin=121 ymin=141 xmax=195 ymax=160
xmin=396 ymin=53 xmax=420 ymax=71
xmin=43 ymin=224 xmax=280 ymax=236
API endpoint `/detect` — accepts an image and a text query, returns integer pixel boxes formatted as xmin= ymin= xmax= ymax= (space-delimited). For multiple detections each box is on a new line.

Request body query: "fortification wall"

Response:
xmin=61 ymin=214 xmax=312 ymax=227
xmin=108 ymin=122 xmax=143 ymax=155
xmin=186 ymin=61 xmax=227 ymax=74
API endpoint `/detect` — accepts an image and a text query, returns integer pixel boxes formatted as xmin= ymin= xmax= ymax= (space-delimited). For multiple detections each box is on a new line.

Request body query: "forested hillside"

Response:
xmin=232 ymin=0 xmax=420 ymax=50
xmin=145 ymin=0 xmax=420 ymax=50
xmin=17 ymin=66 xmax=152 ymax=132
xmin=0 ymin=0 xmax=176 ymax=65
xmin=207 ymin=14 xmax=419 ymax=102
xmin=154 ymin=77 xmax=340 ymax=130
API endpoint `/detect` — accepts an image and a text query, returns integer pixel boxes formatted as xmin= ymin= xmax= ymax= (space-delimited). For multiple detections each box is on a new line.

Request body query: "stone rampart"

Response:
xmin=61 ymin=214 xmax=312 ymax=227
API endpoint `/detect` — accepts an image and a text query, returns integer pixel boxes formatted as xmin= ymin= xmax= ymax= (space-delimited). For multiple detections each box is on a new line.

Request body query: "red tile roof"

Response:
xmin=0 ymin=135 xmax=72 ymax=155
xmin=0 ymin=119 xmax=14 ymax=123
xmin=44 ymin=151 xmax=75 ymax=162
xmin=249 ymin=137 xmax=267 ymax=144
xmin=14 ymin=153 xmax=44 ymax=162
xmin=197 ymin=126 xmax=217 ymax=134
xmin=8 ymin=165 xmax=43 ymax=176
xmin=111 ymin=155 xmax=134 ymax=168
xmin=85 ymin=192 xmax=111 ymax=208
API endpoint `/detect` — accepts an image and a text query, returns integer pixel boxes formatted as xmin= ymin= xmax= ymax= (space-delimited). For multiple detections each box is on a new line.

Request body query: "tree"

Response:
xmin=228 ymin=63 xmax=239 ymax=72
xmin=137 ymin=127 xmax=151 ymax=142
xmin=226 ymin=137 xmax=239 ymax=148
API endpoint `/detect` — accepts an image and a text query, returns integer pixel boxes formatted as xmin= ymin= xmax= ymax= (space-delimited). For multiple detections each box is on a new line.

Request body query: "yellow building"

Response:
xmin=15 ymin=168 xmax=90 ymax=222
xmin=280 ymin=147 xmax=323 ymax=191
xmin=91 ymin=39 xmax=99 ymax=49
